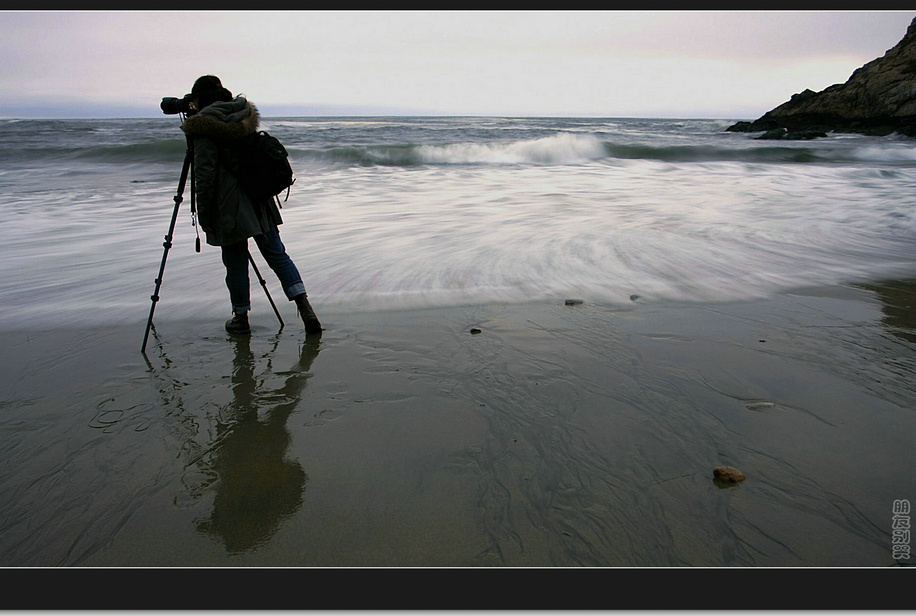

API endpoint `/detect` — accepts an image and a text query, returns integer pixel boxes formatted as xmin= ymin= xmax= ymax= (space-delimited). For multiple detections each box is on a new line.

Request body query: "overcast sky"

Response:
xmin=1 ymin=10 xmax=914 ymax=119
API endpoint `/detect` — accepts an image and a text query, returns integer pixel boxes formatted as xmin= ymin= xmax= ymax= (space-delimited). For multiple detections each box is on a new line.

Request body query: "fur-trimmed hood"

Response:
xmin=180 ymin=96 xmax=260 ymax=140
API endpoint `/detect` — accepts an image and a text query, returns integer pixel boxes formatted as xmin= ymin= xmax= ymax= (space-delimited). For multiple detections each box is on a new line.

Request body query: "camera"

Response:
xmin=160 ymin=94 xmax=195 ymax=115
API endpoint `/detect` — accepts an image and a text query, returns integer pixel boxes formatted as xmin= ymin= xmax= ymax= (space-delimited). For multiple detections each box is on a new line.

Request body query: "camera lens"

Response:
xmin=160 ymin=94 xmax=194 ymax=115
xmin=160 ymin=97 xmax=181 ymax=114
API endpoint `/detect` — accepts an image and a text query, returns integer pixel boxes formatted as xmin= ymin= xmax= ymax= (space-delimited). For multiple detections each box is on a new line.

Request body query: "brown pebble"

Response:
xmin=713 ymin=466 xmax=746 ymax=483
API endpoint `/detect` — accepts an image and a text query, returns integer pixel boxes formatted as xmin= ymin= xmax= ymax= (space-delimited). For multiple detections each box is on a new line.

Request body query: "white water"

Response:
xmin=1 ymin=117 xmax=914 ymax=330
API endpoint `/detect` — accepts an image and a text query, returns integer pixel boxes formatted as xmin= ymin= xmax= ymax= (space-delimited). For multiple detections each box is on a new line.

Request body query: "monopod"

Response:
xmin=141 ymin=136 xmax=284 ymax=354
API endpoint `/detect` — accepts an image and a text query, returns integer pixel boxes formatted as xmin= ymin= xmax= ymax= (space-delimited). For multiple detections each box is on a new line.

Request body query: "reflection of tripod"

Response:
xmin=141 ymin=136 xmax=284 ymax=354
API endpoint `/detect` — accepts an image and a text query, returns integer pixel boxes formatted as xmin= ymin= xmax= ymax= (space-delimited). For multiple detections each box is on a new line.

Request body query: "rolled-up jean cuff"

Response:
xmin=232 ymin=302 xmax=252 ymax=314
xmin=284 ymin=282 xmax=306 ymax=300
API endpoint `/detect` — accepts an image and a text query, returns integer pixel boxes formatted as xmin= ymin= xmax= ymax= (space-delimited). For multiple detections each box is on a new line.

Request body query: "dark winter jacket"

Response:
xmin=180 ymin=97 xmax=283 ymax=246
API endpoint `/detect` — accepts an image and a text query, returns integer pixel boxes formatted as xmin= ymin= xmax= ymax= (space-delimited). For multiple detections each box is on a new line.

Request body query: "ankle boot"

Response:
xmin=294 ymin=294 xmax=322 ymax=334
xmin=225 ymin=311 xmax=251 ymax=334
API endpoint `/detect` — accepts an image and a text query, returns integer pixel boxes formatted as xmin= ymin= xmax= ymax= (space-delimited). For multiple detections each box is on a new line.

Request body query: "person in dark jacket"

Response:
xmin=180 ymin=75 xmax=321 ymax=335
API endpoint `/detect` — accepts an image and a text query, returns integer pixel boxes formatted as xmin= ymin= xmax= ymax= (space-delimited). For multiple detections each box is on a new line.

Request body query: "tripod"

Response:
xmin=141 ymin=136 xmax=284 ymax=354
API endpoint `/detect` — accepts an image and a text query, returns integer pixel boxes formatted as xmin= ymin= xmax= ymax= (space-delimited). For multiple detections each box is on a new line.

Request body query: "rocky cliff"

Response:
xmin=727 ymin=16 xmax=916 ymax=139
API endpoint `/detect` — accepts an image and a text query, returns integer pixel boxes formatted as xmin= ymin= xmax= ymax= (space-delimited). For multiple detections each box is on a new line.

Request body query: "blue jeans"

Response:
xmin=220 ymin=228 xmax=306 ymax=314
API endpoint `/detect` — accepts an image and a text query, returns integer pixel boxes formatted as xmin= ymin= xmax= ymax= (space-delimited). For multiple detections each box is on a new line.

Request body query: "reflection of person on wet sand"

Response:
xmin=196 ymin=333 xmax=321 ymax=553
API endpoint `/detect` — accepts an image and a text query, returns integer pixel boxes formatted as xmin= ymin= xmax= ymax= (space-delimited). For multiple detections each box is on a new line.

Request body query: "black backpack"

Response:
xmin=232 ymin=130 xmax=295 ymax=202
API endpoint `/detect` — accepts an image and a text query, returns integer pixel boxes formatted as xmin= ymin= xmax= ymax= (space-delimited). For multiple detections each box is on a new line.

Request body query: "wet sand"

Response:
xmin=1 ymin=281 xmax=914 ymax=568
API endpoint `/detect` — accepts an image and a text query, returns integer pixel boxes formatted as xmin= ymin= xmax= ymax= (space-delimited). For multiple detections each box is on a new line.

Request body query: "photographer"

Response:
xmin=178 ymin=75 xmax=321 ymax=335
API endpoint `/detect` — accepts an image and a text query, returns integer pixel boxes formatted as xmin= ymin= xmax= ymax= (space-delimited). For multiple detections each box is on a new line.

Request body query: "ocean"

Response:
xmin=1 ymin=115 xmax=914 ymax=330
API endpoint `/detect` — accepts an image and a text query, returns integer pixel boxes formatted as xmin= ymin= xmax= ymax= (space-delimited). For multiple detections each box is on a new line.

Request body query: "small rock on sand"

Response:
xmin=713 ymin=466 xmax=746 ymax=483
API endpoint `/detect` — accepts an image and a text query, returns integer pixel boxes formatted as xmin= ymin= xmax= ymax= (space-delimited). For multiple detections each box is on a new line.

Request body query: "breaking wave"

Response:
xmin=4 ymin=117 xmax=915 ymax=170
xmin=17 ymin=136 xmax=916 ymax=170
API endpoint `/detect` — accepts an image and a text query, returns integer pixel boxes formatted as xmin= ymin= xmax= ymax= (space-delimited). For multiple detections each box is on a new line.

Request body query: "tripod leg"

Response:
xmin=141 ymin=199 xmax=180 ymax=354
xmin=142 ymin=149 xmax=192 ymax=354
xmin=248 ymin=249 xmax=285 ymax=328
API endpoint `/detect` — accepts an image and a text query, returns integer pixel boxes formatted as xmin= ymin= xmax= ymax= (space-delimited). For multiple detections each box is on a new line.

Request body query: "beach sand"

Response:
xmin=1 ymin=281 xmax=914 ymax=567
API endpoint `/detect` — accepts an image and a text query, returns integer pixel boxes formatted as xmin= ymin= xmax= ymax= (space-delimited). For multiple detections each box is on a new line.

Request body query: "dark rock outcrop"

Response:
xmin=728 ymin=16 xmax=916 ymax=139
